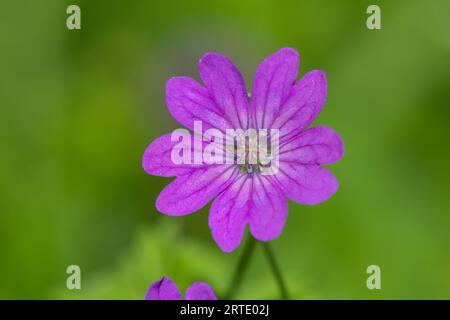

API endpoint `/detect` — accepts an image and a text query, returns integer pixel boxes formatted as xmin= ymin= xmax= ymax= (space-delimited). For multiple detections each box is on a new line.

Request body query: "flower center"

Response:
xmin=232 ymin=129 xmax=275 ymax=175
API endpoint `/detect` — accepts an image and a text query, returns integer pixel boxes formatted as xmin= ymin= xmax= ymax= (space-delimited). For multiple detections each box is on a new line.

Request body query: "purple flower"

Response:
xmin=146 ymin=276 xmax=217 ymax=300
xmin=143 ymin=48 xmax=344 ymax=252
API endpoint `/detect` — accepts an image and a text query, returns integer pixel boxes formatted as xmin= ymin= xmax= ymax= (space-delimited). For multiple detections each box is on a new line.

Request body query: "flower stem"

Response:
xmin=262 ymin=242 xmax=289 ymax=299
xmin=224 ymin=236 xmax=256 ymax=299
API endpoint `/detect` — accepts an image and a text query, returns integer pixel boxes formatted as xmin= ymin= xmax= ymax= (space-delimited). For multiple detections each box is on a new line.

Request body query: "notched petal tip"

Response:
xmin=142 ymin=135 xmax=173 ymax=177
xmin=318 ymin=128 xmax=344 ymax=165
xmin=249 ymin=217 xmax=286 ymax=242
xmin=319 ymin=127 xmax=345 ymax=164
xmin=146 ymin=276 xmax=182 ymax=300
xmin=208 ymin=213 xmax=247 ymax=253
xmin=210 ymin=228 xmax=246 ymax=253
xmin=142 ymin=133 xmax=196 ymax=178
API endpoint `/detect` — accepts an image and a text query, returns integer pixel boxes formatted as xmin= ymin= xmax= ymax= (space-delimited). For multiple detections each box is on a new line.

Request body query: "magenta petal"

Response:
xmin=251 ymin=48 xmax=299 ymax=129
xmin=271 ymin=70 xmax=327 ymax=141
xmin=185 ymin=282 xmax=218 ymax=300
xmin=146 ymin=276 xmax=182 ymax=300
xmin=209 ymin=175 xmax=250 ymax=253
xmin=166 ymin=76 xmax=232 ymax=132
xmin=210 ymin=175 xmax=288 ymax=251
xmin=156 ymin=165 xmax=238 ymax=216
xmin=276 ymin=164 xmax=338 ymax=205
xmin=248 ymin=176 xmax=288 ymax=242
xmin=143 ymin=133 xmax=207 ymax=177
xmin=280 ymin=126 xmax=344 ymax=165
xmin=199 ymin=52 xmax=249 ymax=130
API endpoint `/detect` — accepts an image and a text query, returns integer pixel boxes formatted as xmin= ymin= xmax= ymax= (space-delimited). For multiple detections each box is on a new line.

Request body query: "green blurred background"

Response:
xmin=1 ymin=0 xmax=450 ymax=299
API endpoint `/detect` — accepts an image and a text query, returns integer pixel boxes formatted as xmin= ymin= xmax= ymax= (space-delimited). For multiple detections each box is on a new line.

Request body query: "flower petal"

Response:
xmin=145 ymin=276 xmax=181 ymax=300
xmin=156 ymin=165 xmax=238 ymax=216
xmin=248 ymin=175 xmax=288 ymax=242
xmin=251 ymin=48 xmax=299 ymax=129
xmin=271 ymin=70 xmax=327 ymax=141
xmin=280 ymin=126 xmax=344 ymax=165
xmin=166 ymin=76 xmax=233 ymax=132
xmin=275 ymin=163 xmax=338 ymax=205
xmin=209 ymin=175 xmax=288 ymax=252
xmin=209 ymin=175 xmax=250 ymax=252
xmin=143 ymin=133 xmax=207 ymax=177
xmin=199 ymin=52 xmax=249 ymax=130
xmin=185 ymin=282 xmax=218 ymax=300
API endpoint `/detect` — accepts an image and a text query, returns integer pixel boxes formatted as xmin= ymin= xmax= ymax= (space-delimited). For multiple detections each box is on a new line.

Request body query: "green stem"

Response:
xmin=262 ymin=242 xmax=289 ymax=299
xmin=224 ymin=236 xmax=256 ymax=299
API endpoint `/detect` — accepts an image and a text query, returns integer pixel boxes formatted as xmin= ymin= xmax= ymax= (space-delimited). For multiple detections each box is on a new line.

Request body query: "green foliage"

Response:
xmin=55 ymin=223 xmax=307 ymax=299
xmin=1 ymin=0 xmax=450 ymax=298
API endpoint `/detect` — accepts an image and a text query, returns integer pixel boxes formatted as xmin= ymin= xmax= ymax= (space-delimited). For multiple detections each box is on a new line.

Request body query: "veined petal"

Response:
xmin=185 ymin=282 xmax=218 ymax=300
xmin=156 ymin=165 xmax=238 ymax=216
xmin=251 ymin=48 xmax=299 ymax=129
xmin=166 ymin=76 xmax=232 ymax=132
xmin=143 ymin=133 xmax=207 ymax=177
xmin=199 ymin=53 xmax=249 ymax=130
xmin=209 ymin=175 xmax=288 ymax=252
xmin=145 ymin=276 xmax=182 ymax=300
xmin=209 ymin=175 xmax=250 ymax=253
xmin=280 ymin=126 xmax=344 ymax=165
xmin=271 ymin=70 xmax=327 ymax=141
xmin=275 ymin=163 xmax=338 ymax=205
xmin=248 ymin=175 xmax=288 ymax=242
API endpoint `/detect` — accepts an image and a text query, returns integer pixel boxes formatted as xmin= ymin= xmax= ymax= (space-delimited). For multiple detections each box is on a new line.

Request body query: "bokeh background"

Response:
xmin=1 ymin=0 xmax=450 ymax=299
